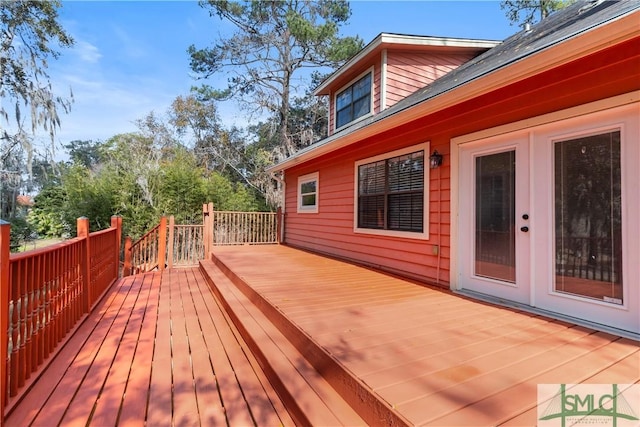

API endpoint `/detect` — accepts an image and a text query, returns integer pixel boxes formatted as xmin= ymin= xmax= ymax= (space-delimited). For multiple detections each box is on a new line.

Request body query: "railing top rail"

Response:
xmin=90 ymin=227 xmax=116 ymax=238
xmin=129 ymin=223 xmax=161 ymax=249
xmin=9 ymin=237 xmax=83 ymax=262
xmin=213 ymin=210 xmax=277 ymax=214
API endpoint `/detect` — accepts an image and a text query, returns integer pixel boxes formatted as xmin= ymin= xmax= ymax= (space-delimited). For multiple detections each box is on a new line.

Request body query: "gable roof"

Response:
xmin=313 ymin=33 xmax=500 ymax=96
xmin=269 ymin=0 xmax=640 ymax=173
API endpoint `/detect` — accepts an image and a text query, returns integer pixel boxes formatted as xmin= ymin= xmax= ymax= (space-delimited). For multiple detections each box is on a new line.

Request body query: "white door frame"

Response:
xmin=451 ymin=93 xmax=640 ymax=334
xmin=457 ymin=134 xmax=531 ymax=304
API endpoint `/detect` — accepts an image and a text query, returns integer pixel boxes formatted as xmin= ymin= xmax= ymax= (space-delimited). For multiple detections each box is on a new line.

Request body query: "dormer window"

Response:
xmin=335 ymin=70 xmax=373 ymax=129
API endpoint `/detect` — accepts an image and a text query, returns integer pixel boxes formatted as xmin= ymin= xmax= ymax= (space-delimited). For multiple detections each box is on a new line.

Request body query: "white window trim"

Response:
xmin=297 ymin=172 xmax=319 ymax=214
xmin=353 ymin=142 xmax=430 ymax=240
xmin=334 ymin=66 xmax=375 ymax=132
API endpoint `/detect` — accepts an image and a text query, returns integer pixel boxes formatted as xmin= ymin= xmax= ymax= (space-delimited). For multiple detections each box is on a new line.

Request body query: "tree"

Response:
xmin=0 ymin=0 xmax=73 ymax=220
xmin=501 ymin=0 xmax=572 ymax=27
xmin=188 ymin=0 xmax=362 ymax=161
xmin=64 ymin=139 xmax=104 ymax=169
xmin=287 ymin=71 xmax=330 ymax=150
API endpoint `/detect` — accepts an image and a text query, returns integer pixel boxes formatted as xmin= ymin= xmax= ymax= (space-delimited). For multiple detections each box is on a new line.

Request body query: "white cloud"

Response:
xmin=74 ymin=40 xmax=102 ymax=64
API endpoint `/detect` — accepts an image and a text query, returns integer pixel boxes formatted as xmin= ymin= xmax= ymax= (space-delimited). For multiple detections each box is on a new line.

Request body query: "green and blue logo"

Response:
xmin=538 ymin=384 xmax=639 ymax=427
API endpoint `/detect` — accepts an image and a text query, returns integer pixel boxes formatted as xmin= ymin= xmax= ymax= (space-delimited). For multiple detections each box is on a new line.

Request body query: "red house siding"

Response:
xmin=285 ymin=134 xmax=452 ymax=286
xmin=385 ymin=51 xmax=475 ymax=108
xmin=284 ymin=37 xmax=640 ymax=288
xmin=327 ymin=50 xmax=478 ymax=135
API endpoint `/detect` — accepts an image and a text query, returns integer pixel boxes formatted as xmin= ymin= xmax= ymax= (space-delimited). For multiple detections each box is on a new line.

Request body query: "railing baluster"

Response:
xmin=2 ymin=219 xmax=120 ymax=408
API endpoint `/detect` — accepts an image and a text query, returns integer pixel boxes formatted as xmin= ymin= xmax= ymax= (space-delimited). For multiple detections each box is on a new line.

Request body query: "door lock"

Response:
xmin=520 ymin=226 xmax=529 ymax=232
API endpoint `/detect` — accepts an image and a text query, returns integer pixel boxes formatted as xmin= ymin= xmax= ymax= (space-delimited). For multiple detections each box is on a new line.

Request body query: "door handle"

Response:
xmin=520 ymin=226 xmax=529 ymax=232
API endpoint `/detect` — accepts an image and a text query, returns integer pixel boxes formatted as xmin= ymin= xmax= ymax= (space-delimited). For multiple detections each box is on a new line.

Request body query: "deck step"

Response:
xmin=201 ymin=256 xmax=410 ymax=427
xmin=199 ymin=259 xmax=366 ymax=427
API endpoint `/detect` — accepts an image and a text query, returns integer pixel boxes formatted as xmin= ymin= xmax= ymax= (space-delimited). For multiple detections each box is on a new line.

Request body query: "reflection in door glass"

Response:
xmin=475 ymin=151 xmax=516 ymax=283
xmin=554 ymin=131 xmax=623 ymax=304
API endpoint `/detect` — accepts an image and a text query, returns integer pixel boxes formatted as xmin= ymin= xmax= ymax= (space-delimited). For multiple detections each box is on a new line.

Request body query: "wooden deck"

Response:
xmin=5 ymin=268 xmax=294 ymax=427
xmin=6 ymin=244 xmax=639 ymax=426
xmin=209 ymin=245 xmax=640 ymax=426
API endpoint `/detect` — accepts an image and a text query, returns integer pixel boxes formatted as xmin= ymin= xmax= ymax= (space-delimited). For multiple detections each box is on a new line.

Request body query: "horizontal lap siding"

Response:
xmin=285 ymin=134 xmax=451 ymax=287
xmin=288 ymin=37 xmax=639 ymax=289
xmin=386 ymin=51 xmax=474 ymax=107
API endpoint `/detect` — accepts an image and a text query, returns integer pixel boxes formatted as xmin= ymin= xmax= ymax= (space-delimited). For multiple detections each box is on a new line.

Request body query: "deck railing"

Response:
xmin=212 ymin=211 xmax=279 ymax=245
xmin=169 ymin=220 xmax=205 ymax=268
xmin=123 ymin=217 xmax=167 ymax=276
xmin=123 ymin=204 xmax=283 ymax=276
xmin=1 ymin=217 xmax=121 ymax=419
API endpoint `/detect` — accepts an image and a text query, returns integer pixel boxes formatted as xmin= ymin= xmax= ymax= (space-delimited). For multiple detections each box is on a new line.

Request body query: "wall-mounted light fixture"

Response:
xmin=429 ymin=150 xmax=443 ymax=169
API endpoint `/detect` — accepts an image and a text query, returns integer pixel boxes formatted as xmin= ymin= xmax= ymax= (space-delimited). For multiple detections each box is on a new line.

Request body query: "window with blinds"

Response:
xmin=357 ymin=150 xmax=424 ymax=232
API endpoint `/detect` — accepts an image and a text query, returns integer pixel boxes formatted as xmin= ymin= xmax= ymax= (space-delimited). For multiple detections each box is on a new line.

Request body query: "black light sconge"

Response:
xmin=429 ymin=150 xmax=443 ymax=169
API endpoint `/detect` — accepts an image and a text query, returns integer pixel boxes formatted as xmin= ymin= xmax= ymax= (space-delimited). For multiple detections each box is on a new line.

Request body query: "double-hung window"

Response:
xmin=335 ymin=70 xmax=372 ymax=129
xmin=297 ymin=172 xmax=319 ymax=213
xmin=355 ymin=143 xmax=429 ymax=239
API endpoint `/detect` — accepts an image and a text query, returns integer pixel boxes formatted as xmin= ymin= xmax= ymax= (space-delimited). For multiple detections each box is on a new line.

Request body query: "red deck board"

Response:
xmin=147 ymin=271 xmax=176 ymax=427
xmin=27 ymin=277 xmax=136 ymax=426
xmin=168 ymin=270 xmax=201 ymax=426
xmin=427 ymin=336 xmax=640 ymax=426
xmin=90 ymin=273 xmax=155 ymax=426
xmin=194 ymin=272 xmax=267 ymax=427
xmin=58 ymin=273 xmax=146 ymax=426
xmin=189 ymin=265 xmax=295 ymax=427
xmin=118 ymin=273 xmax=161 ymax=426
xmin=211 ymin=245 xmax=640 ymax=426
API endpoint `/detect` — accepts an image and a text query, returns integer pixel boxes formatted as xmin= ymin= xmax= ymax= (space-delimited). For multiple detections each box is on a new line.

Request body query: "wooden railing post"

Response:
xmin=77 ymin=218 xmax=91 ymax=313
xmin=167 ymin=216 xmax=175 ymax=269
xmin=123 ymin=237 xmax=132 ymax=277
xmin=1 ymin=220 xmax=10 ymax=426
xmin=158 ymin=216 xmax=167 ymax=272
xmin=276 ymin=207 xmax=284 ymax=244
xmin=111 ymin=216 xmax=122 ymax=278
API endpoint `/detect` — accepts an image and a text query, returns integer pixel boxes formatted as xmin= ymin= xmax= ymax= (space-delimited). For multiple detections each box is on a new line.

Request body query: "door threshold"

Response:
xmin=455 ymin=289 xmax=639 ymax=342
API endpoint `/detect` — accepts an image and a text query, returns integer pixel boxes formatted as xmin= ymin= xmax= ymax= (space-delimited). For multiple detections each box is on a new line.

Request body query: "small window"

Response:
xmin=354 ymin=143 xmax=429 ymax=239
xmin=335 ymin=71 xmax=372 ymax=129
xmin=298 ymin=172 xmax=319 ymax=213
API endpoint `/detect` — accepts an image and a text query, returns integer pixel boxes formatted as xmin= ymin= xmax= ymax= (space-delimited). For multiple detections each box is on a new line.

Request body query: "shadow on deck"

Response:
xmin=7 ymin=245 xmax=640 ymax=426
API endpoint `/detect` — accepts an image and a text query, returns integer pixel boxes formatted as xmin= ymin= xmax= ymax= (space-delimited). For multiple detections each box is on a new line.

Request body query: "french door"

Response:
xmin=457 ymin=105 xmax=639 ymax=334
xmin=458 ymin=134 xmax=531 ymax=305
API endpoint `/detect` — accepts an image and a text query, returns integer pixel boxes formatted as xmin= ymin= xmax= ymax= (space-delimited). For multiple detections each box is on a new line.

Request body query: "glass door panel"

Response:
xmin=554 ymin=131 xmax=623 ymax=304
xmin=475 ymin=151 xmax=516 ymax=283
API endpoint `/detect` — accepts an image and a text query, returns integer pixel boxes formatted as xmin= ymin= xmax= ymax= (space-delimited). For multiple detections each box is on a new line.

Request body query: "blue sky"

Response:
xmin=47 ymin=0 xmax=518 ymax=153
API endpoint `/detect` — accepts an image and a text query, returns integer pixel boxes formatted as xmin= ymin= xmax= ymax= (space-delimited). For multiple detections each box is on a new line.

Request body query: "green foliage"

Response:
xmin=61 ymin=164 xmax=115 ymax=232
xmin=205 ymin=172 xmax=262 ymax=212
xmin=28 ymin=134 xmax=267 ymax=241
xmin=157 ymin=148 xmax=207 ymax=223
xmin=500 ymin=0 xmax=573 ymax=27
xmin=27 ymin=186 xmax=66 ymax=237
xmin=8 ymin=216 xmax=35 ymax=252
xmin=64 ymin=139 xmax=104 ymax=168
xmin=0 ymin=0 xmax=74 ymax=220
xmin=0 ymin=0 xmax=74 ymax=164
